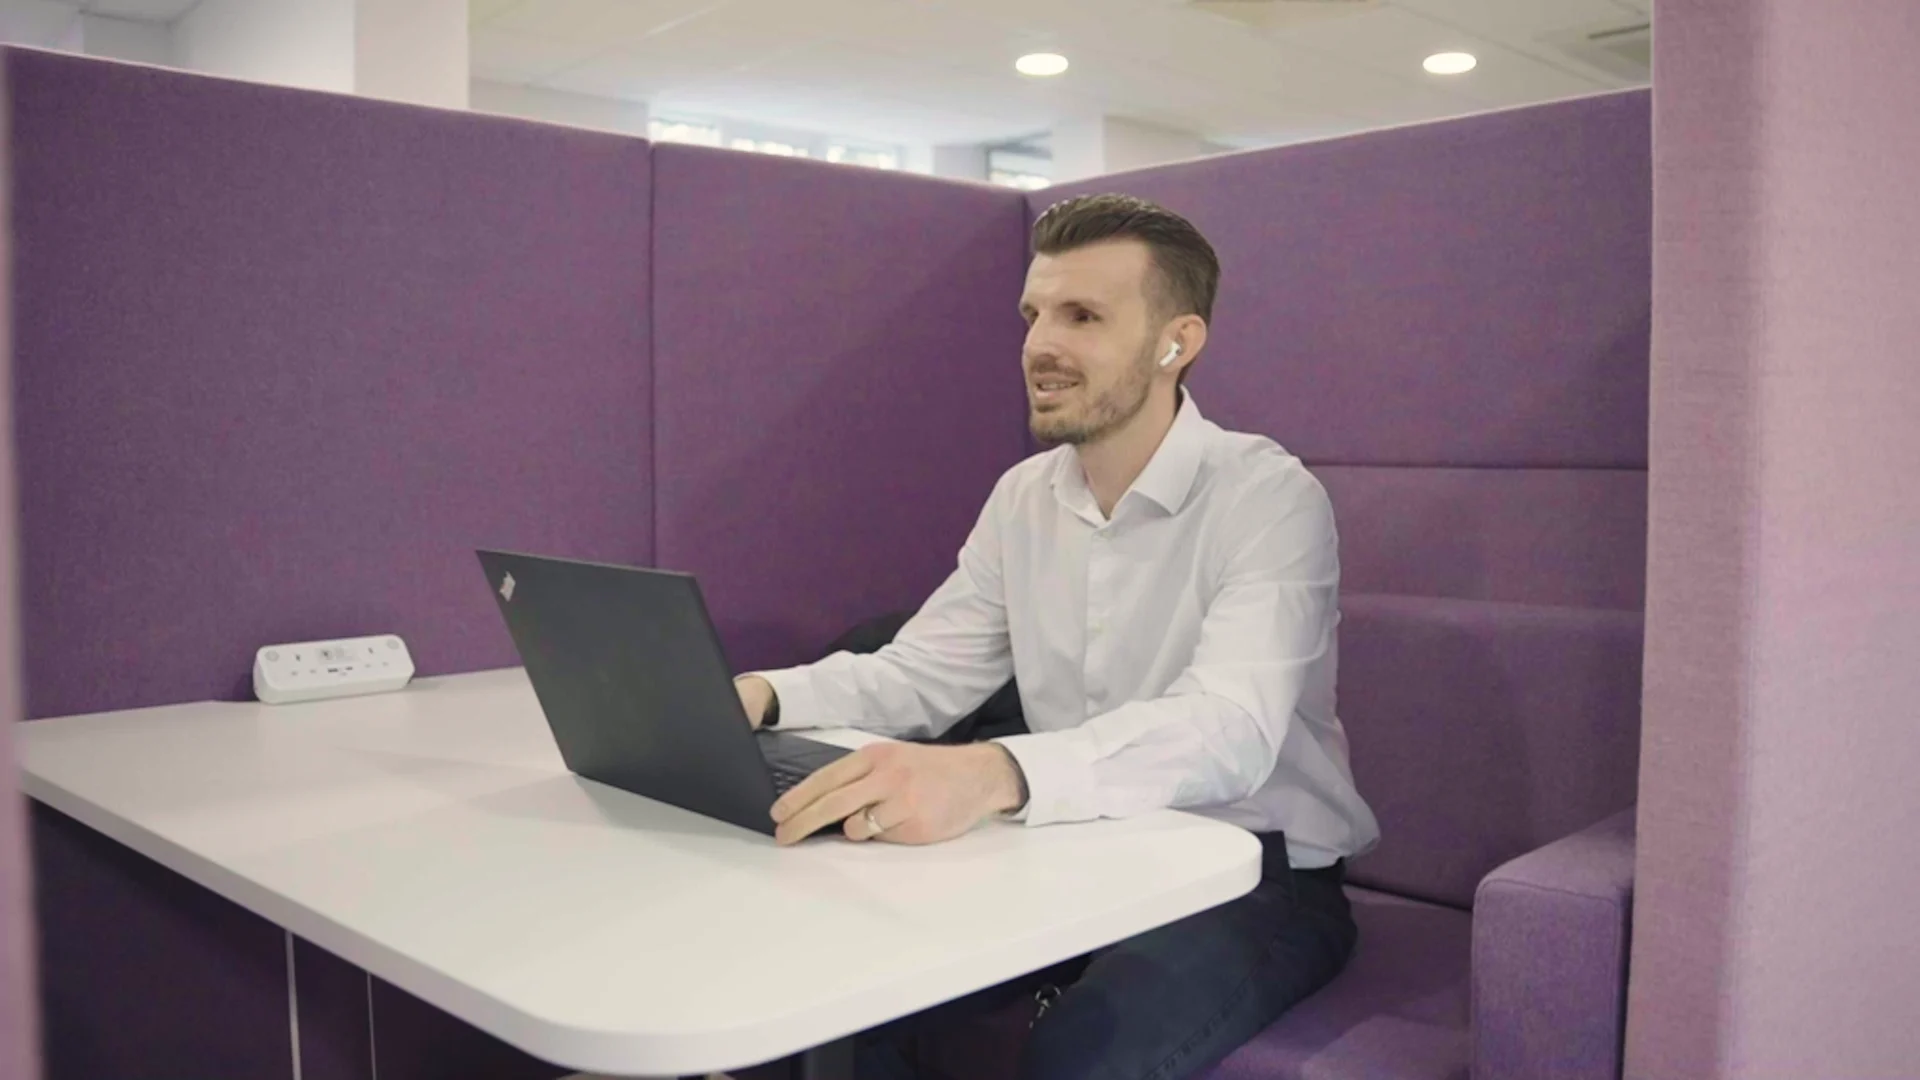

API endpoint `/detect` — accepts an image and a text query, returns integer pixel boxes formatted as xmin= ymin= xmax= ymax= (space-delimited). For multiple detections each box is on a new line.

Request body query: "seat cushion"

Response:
xmin=1201 ymin=888 xmax=1470 ymax=1080
xmin=912 ymin=887 xmax=1469 ymax=1080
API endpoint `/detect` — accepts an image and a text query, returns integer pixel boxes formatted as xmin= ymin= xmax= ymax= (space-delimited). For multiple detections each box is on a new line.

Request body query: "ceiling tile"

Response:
xmin=1386 ymin=0 xmax=1648 ymax=85
xmin=469 ymin=0 xmax=524 ymax=23
xmin=484 ymin=0 xmax=717 ymax=44
xmin=82 ymin=0 xmax=198 ymax=18
xmin=1272 ymin=5 xmax=1609 ymax=107
xmin=1387 ymin=0 xmax=1643 ymax=41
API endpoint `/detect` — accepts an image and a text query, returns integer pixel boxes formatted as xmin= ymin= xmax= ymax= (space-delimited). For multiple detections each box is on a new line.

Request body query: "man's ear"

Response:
xmin=1166 ymin=315 xmax=1208 ymax=372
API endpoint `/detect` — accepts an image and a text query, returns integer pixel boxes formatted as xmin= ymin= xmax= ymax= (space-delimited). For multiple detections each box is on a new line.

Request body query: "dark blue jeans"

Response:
xmin=854 ymin=832 xmax=1357 ymax=1080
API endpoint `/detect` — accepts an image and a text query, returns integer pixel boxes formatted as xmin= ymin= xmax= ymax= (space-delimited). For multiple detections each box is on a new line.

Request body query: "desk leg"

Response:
xmin=797 ymin=1037 xmax=855 ymax=1080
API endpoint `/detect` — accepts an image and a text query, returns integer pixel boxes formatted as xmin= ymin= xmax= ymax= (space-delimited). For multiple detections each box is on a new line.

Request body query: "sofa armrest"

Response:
xmin=1472 ymin=808 xmax=1636 ymax=1080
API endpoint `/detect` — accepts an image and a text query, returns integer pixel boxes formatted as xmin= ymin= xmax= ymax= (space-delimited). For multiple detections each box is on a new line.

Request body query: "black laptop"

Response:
xmin=477 ymin=549 xmax=852 ymax=837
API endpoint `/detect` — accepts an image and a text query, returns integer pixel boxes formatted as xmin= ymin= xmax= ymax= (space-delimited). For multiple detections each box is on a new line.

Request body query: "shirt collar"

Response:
xmin=1129 ymin=390 xmax=1209 ymax=515
xmin=1052 ymin=391 xmax=1210 ymax=522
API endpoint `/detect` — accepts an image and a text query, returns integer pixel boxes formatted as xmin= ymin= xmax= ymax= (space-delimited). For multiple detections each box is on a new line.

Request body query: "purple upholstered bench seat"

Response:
xmin=906 ymin=888 xmax=1471 ymax=1080
xmin=1204 ymin=889 xmax=1470 ymax=1080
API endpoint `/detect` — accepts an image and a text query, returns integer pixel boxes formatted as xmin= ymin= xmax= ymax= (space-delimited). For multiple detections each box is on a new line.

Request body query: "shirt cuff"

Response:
xmin=747 ymin=667 xmax=829 ymax=730
xmin=992 ymin=731 xmax=1098 ymax=827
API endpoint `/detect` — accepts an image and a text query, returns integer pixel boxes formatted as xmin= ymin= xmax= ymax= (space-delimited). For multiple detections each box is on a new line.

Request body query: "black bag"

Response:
xmin=818 ymin=612 xmax=1028 ymax=744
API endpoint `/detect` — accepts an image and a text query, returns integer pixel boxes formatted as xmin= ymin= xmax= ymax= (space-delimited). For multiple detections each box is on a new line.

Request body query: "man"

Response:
xmin=735 ymin=194 xmax=1380 ymax=1080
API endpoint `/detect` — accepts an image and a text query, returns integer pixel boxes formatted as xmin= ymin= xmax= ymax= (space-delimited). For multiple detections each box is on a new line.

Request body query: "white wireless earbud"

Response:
xmin=1158 ymin=342 xmax=1183 ymax=368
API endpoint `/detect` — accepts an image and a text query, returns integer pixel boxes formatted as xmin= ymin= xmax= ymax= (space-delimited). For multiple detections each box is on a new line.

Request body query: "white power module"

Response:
xmin=253 ymin=635 xmax=415 ymax=705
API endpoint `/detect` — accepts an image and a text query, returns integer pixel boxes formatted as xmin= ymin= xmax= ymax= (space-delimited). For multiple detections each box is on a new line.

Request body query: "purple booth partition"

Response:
xmin=7 ymin=47 xmax=649 ymax=1079
xmin=650 ymin=144 xmax=1030 ymax=675
xmin=1629 ymin=3 xmax=1920 ymax=1077
xmin=0 ymin=55 xmax=45 ymax=1080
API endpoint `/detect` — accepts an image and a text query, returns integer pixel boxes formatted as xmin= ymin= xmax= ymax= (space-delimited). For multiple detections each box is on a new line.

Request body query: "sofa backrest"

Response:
xmin=1043 ymin=91 xmax=1652 ymax=907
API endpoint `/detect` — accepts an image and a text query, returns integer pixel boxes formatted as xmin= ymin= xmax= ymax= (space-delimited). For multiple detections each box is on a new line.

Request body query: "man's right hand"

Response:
xmin=734 ymin=675 xmax=776 ymax=729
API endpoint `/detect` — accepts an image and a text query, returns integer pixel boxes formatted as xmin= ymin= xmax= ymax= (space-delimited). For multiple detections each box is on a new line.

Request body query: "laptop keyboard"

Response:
xmin=767 ymin=761 xmax=814 ymax=794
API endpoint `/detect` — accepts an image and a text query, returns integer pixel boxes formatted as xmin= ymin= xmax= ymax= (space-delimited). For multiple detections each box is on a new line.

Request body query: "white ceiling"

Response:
xmin=0 ymin=0 xmax=1653 ymax=150
xmin=473 ymin=0 xmax=1653 ymax=147
xmin=82 ymin=0 xmax=197 ymax=17
xmin=0 ymin=0 xmax=196 ymax=43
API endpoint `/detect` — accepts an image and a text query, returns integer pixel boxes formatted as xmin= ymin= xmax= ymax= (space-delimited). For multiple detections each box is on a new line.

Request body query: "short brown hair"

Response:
xmin=1030 ymin=194 xmax=1221 ymax=323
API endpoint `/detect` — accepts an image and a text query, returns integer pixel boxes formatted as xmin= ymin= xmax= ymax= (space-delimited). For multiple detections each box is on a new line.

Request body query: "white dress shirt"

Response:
xmin=758 ymin=394 xmax=1380 ymax=868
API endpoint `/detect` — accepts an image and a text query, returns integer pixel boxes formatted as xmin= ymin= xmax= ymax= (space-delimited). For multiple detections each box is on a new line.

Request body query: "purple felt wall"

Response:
xmin=651 ymin=146 xmax=1031 ymax=672
xmin=1040 ymin=91 xmax=1652 ymax=470
xmin=6 ymin=48 xmax=651 ymax=1080
xmin=31 ymin=805 xmax=288 ymax=1079
xmin=1318 ymin=466 xmax=1646 ymax=610
xmin=6 ymin=47 xmax=652 ymax=722
xmin=0 ymin=58 xmax=43 ymax=1080
xmin=1627 ymin=3 xmax=1920 ymax=1077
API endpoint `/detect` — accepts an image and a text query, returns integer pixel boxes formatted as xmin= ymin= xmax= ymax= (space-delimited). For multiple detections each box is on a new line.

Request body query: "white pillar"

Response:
xmin=1050 ymin=116 xmax=1107 ymax=184
xmin=173 ymin=0 xmax=467 ymax=107
xmin=1050 ymin=116 xmax=1225 ymax=183
xmin=355 ymin=0 xmax=467 ymax=109
xmin=176 ymin=0 xmax=356 ymax=94
xmin=73 ymin=15 xmax=175 ymax=67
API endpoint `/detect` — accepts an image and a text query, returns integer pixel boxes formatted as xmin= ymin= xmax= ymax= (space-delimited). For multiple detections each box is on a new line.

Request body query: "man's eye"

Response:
xmin=1073 ymin=310 xmax=1096 ymax=323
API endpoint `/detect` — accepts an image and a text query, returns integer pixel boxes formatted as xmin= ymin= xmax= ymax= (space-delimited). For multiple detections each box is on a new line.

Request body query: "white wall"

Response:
xmin=1051 ymin=115 xmax=1227 ymax=183
xmin=930 ymin=143 xmax=989 ymax=182
xmin=175 ymin=0 xmax=354 ymax=93
xmin=355 ymin=0 xmax=465 ymax=108
xmin=76 ymin=15 xmax=172 ymax=66
xmin=1103 ymin=119 xmax=1226 ymax=175
xmin=470 ymin=79 xmax=649 ymax=136
xmin=1051 ymin=117 xmax=1107 ymax=184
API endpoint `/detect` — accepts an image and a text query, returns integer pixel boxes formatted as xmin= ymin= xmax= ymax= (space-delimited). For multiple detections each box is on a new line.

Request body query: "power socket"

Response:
xmin=253 ymin=634 xmax=415 ymax=705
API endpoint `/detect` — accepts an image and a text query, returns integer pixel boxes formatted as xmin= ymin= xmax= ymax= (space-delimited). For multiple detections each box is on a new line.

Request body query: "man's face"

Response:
xmin=1018 ymin=239 xmax=1165 ymax=447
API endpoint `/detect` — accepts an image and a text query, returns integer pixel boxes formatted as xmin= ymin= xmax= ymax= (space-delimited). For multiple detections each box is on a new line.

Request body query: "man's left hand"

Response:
xmin=771 ymin=741 xmax=1027 ymax=846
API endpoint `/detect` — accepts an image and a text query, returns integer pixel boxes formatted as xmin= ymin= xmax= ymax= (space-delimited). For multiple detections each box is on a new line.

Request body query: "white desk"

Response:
xmin=20 ymin=668 xmax=1262 ymax=1078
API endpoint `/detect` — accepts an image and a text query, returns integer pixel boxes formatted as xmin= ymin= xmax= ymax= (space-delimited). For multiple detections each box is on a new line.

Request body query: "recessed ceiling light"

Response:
xmin=1423 ymin=52 xmax=1477 ymax=75
xmin=1016 ymin=53 xmax=1070 ymax=77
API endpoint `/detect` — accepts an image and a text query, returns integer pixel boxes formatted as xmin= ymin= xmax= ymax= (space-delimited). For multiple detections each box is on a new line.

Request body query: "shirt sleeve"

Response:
xmin=994 ymin=471 xmax=1338 ymax=826
xmin=751 ymin=476 xmax=1015 ymax=741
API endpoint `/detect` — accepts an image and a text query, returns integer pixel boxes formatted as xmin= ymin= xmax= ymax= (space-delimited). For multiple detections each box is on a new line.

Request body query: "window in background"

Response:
xmin=827 ymin=143 xmax=901 ymax=170
xmin=648 ymin=118 xmax=723 ymax=146
xmin=987 ymin=141 xmax=1051 ymax=190
xmin=650 ymin=113 xmax=907 ymax=170
xmin=990 ymin=170 xmax=1051 ymax=190
xmin=731 ymin=138 xmax=809 ymax=157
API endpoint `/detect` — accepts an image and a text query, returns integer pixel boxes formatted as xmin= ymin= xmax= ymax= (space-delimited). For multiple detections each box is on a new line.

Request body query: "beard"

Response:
xmin=1028 ymin=339 xmax=1158 ymax=447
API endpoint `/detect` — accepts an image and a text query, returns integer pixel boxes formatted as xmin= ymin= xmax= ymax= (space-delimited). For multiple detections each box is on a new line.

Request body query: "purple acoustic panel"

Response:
xmin=293 ymin=939 xmax=373 ymax=1080
xmin=32 ymin=805 xmax=291 ymax=1080
xmin=0 ymin=57 xmax=41 ymax=1080
xmin=1337 ymin=595 xmax=1643 ymax=909
xmin=1629 ymin=3 xmax=1920 ymax=1077
xmin=6 ymin=48 xmax=652 ymax=719
xmin=1316 ymin=466 xmax=1647 ymax=610
xmin=368 ymin=978 xmax=564 ymax=1080
xmin=1038 ymin=92 xmax=1651 ymax=468
xmin=652 ymin=146 xmax=1030 ymax=672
